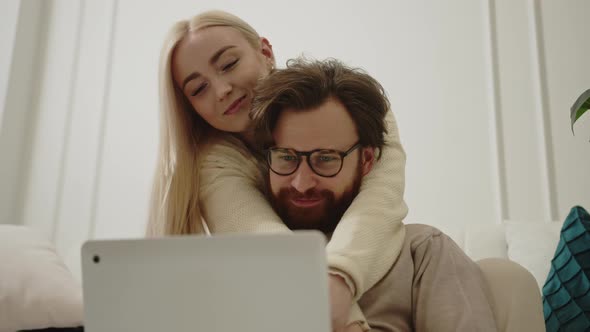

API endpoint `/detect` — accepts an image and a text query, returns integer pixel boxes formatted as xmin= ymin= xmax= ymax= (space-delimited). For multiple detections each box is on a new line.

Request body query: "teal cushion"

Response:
xmin=543 ymin=206 xmax=590 ymax=331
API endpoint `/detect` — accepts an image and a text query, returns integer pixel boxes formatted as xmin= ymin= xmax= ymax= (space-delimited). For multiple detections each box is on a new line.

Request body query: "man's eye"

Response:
xmin=318 ymin=155 xmax=337 ymax=162
xmin=191 ymin=83 xmax=207 ymax=97
xmin=279 ymin=155 xmax=297 ymax=161
xmin=222 ymin=59 xmax=239 ymax=71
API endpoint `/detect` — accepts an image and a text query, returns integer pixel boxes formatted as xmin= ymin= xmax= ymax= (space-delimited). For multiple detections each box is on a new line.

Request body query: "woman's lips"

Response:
xmin=224 ymin=95 xmax=246 ymax=115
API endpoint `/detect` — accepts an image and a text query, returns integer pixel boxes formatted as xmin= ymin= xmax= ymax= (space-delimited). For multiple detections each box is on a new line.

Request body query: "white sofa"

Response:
xmin=55 ymin=220 xmax=563 ymax=289
xmin=418 ymin=220 xmax=563 ymax=289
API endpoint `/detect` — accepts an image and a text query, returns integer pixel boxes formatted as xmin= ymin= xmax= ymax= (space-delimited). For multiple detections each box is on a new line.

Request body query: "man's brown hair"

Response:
xmin=250 ymin=58 xmax=390 ymax=159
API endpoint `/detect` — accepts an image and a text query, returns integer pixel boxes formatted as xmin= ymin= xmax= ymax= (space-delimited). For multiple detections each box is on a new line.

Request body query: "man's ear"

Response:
xmin=360 ymin=147 xmax=376 ymax=176
xmin=260 ymin=37 xmax=275 ymax=67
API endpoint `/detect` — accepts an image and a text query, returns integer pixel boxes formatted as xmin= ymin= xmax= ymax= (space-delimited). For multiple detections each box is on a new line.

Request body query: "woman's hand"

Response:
xmin=329 ymin=274 xmax=354 ymax=332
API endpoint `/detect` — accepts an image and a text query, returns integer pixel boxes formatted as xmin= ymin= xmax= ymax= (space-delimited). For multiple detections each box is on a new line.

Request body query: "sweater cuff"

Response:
xmin=327 ymin=253 xmax=362 ymax=300
xmin=328 ymin=267 xmax=357 ymax=299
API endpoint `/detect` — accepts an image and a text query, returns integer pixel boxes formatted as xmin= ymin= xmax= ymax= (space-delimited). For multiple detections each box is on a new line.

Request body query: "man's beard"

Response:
xmin=268 ymin=163 xmax=363 ymax=235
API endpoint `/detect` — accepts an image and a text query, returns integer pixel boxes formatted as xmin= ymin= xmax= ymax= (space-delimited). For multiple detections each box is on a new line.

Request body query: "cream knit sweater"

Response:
xmin=199 ymin=111 xmax=408 ymax=329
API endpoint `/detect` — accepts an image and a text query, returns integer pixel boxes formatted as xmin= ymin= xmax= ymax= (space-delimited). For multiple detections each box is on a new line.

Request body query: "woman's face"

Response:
xmin=172 ymin=26 xmax=274 ymax=133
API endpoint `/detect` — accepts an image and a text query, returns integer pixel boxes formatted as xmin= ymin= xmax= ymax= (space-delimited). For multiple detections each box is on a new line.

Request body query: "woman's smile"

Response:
xmin=224 ymin=94 xmax=247 ymax=115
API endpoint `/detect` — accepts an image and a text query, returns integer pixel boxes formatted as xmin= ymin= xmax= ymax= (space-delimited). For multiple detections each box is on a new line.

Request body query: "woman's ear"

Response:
xmin=360 ymin=147 xmax=375 ymax=176
xmin=260 ymin=37 xmax=275 ymax=67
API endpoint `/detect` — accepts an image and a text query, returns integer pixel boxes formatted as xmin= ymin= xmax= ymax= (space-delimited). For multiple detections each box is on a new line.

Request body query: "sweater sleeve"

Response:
xmin=325 ymin=110 xmax=408 ymax=300
xmin=199 ymin=138 xmax=289 ymax=234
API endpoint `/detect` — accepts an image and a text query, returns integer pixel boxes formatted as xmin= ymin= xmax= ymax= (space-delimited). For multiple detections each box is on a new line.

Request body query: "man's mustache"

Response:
xmin=282 ymin=188 xmax=329 ymax=201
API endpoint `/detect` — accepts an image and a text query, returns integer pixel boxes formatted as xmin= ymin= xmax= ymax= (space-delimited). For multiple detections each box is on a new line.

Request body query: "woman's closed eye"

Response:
xmin=222 ymin=59 xmax=239 ymax=71
xmin=189 ymin=59 xmax=239 ymax=96
xmin=191 ymin=83 xmax=207 ymax=97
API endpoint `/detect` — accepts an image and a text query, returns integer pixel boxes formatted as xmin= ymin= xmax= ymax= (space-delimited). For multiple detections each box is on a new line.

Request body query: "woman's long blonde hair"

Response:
xmin=146 ymin=10 xmax=263 ymax=237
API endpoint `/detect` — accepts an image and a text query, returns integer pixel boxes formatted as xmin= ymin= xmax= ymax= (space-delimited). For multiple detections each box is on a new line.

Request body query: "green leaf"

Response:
xmin=571 ymin=89 xmax=590 ymax=134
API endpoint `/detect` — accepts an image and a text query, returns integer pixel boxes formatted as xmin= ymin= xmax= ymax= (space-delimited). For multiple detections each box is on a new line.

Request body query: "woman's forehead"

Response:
xmin=171 ymin=26 xmax=249 ymax=84
xmin=177 ymin=26 xmax=249 ymax=59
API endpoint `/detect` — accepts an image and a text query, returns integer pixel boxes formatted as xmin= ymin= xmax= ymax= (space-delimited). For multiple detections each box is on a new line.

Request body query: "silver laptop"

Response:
xmin=81 ymin=232 xmax=331 ymax=332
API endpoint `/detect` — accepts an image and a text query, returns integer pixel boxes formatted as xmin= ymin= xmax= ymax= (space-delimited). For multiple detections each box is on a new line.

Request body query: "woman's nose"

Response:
xmin=215 ymin=78 xmax=232 ymax=101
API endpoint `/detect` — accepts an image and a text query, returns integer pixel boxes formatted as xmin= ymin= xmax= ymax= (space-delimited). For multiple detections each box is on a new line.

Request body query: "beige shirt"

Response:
xmin=199 ymin=111 xmax=408 ymax=330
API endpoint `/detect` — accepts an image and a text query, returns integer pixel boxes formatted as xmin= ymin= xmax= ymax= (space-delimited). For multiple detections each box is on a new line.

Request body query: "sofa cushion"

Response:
xmin=542 ymin=206 xmax=590 ymax=331
xmin=505 ymin=220 xmax=563 ymax=288
xmin=0 ymin=225 xmax=83 ymax=332
xmin=417 ymin=222 xmax=509 ymax=261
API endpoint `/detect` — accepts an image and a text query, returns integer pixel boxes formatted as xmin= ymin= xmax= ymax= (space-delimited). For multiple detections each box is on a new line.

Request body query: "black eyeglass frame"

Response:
xmin=266 ymin=141 xmax=362 ymax=178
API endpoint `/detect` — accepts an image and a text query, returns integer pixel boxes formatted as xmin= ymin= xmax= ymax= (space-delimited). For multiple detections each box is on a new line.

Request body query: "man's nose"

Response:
xmin=290 ymin=160 xmax=318 ymax=193
xmin=214 ymin=78 xmax=232 ymax=101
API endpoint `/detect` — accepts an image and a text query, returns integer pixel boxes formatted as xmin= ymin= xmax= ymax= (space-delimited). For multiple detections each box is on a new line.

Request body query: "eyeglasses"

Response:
xmin=266 ymin=142 xmax=361 ymax=177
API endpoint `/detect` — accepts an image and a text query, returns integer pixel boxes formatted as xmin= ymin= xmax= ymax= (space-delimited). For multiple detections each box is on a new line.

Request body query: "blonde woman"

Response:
xmin=148 ymin=10 xmax=408 ymax=332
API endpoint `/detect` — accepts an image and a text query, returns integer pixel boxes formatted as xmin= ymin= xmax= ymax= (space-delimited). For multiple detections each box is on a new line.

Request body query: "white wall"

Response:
xmin=0 ymin=0 xmax=20 ymax=128
xmin=2 ymin=0 xmax=590 ymax=273
xmin=0 ymin=0 xmax=21 ymax=223
xmin=0 ymin=0 xmax=46 ymax=226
